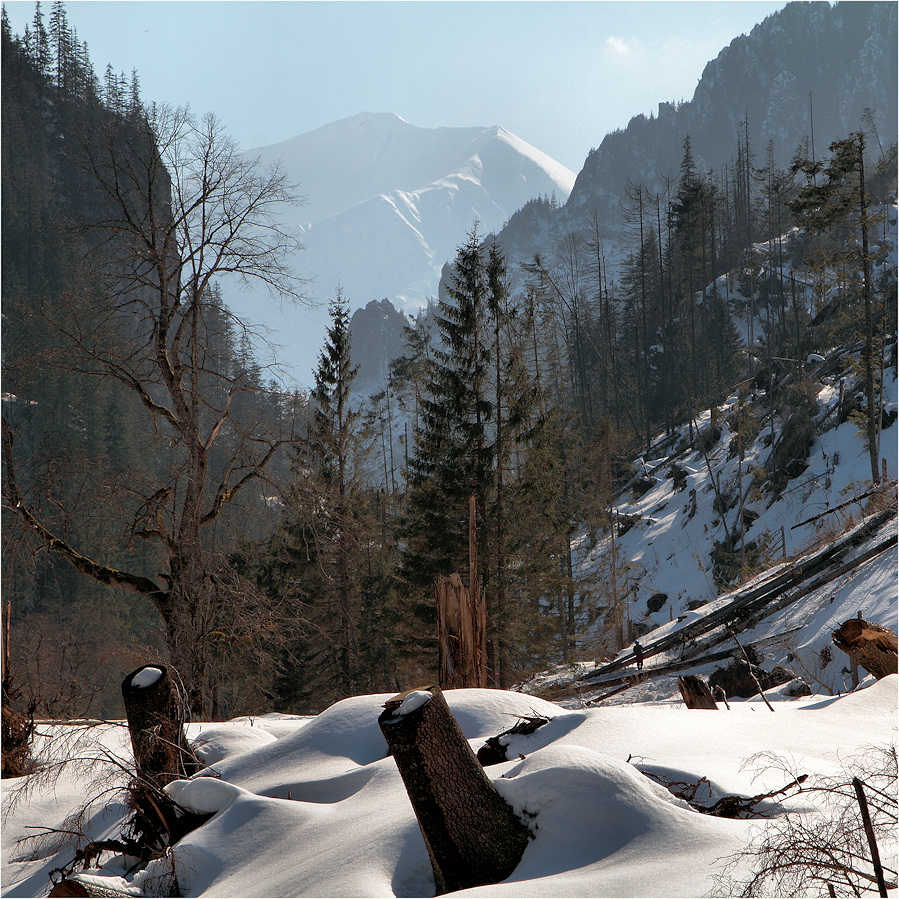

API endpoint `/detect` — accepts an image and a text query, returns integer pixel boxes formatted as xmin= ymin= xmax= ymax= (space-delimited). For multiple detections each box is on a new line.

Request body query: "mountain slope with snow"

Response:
xmin=224 ymin=113 xmax=575 ymax=384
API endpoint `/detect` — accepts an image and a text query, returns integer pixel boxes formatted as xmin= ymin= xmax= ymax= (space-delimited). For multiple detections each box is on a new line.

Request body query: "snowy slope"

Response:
xmin=223 ymin=113 xmax=575 ymax=385
xmin=535 ymin=355 xmax=898 ymax=706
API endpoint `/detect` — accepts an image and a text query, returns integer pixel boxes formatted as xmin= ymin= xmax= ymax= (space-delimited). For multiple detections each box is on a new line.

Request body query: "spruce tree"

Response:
xmin=403 ymin=227 xmax=494 ymax=589
xmin=403 ymin=229 xmax=543 ymax=685
xmin=307 ymin=294 xmax=362 ymax=691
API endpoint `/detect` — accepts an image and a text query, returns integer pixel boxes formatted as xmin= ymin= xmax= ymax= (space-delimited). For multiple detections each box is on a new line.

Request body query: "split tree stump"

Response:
xmin=378 ymin=685 xmax=531 ymax=894
xmin=121 ymin=664 xmax=200 ymax=790
xmin=832 ymin=619 xmax=898 ymax=680
xmin=677 ymin=675 xmax=719 ymax=709
xmin=436 ymin=573 xmax=487 ymax=688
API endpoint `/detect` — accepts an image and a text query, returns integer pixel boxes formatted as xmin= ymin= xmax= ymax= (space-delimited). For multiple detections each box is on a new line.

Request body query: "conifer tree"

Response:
xmin=402 ymin=229 xmax=544 ymax=685
xmin=789 ymin=132 xmax=884 ymax=483
xmin=403 ymin=227 xmax=494 ymax=590
xmin=29 ymin=2 xmax=50 ymax=79
xmin=305 ymin=294 xmax=362 ymax=692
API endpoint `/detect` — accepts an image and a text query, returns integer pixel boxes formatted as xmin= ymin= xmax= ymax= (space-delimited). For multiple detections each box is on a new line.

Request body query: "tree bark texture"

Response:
xmin=832 ymin=619 xmax=898 ymax=680
xmin=49 ymin=877 xmax=135 ymax=898
xmin=121 ymin=664 xmax=200 ymax=791
xmin=378 ymin=686 xmax=531 ymax=894
xmin=677 ymin=675 xmax=719 ymax=709
xmin=436 ymin=573 xmax=487 ymax=689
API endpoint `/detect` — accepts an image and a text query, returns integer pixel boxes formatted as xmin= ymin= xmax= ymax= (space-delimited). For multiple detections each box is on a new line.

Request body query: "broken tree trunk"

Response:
xmin=121 ymin=664 xmax=200 ymax=791
xmin=677 ymin=675 xmax=718 ymax=709
xmin=436 ymin=573 xmax=487 ymax=688
xmin=832 ymin=619 xmax=898 ymax=680
xmin=378 ymin=685 xmax=531 ymax=894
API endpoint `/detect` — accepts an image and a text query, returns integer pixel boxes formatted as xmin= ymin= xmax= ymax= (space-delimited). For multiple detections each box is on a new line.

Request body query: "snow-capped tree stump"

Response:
xmin=121 ymin=664 xmax=200 ymax=791
xmin=832 ymin=619 xmax=898 ymax=680
xmin=378 ymin=686 xmax=531 ymax=894
xmin=677 ymin=675 xmax=718 ymax=709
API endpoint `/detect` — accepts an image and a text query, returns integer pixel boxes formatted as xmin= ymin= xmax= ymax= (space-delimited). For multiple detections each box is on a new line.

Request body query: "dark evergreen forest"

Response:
xmin=2 ymin=2 xmax=896 ymax=719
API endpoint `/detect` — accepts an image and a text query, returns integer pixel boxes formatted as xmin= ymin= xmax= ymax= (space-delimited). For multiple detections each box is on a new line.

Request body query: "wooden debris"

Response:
xmin=677 ymin=675 xmax=718 ymax=709
xmin=477 ymin=714 xmax=551 ymax=766
xmin=832 ymin=618 xmax=898 ymax=680
xmin=641 ymin=768 xmax=808 ymax=818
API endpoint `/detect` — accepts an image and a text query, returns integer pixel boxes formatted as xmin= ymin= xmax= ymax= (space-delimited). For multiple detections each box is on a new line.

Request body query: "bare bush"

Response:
xmin=714 ymin=744 xmax=897 ymax=896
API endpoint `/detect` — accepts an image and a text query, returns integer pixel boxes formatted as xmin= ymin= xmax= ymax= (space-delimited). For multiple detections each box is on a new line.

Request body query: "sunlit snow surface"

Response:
xmin=3 ymin=680 xmax=897 ymax=898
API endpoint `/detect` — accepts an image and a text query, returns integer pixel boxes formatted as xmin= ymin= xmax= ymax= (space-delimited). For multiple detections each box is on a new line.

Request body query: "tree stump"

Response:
xmin=378 ymin=686 xmax=531 ymax=894
xmin=832 ymin=619 xmax=898 ymax=680
xmin=677 ymin=675 xmax=719 ymax=709
xmin=121 ymin=664 xmax=200 ymax=791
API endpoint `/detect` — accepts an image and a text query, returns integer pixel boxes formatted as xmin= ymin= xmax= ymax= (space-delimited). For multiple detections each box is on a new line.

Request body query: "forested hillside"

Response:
xmin=1 ymin=6 xmax=305 ymax=718
xmin=1 ymin=1 xmax=896 ymax=726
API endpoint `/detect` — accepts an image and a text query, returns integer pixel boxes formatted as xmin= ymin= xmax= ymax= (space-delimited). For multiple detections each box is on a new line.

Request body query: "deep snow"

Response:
xmin=2 ymin=679 xmax=896 ymax=898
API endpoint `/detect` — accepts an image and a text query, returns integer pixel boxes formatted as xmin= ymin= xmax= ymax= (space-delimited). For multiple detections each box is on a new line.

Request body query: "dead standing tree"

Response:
xmin=436 ymin=573 xmax=487 ymax=688
xmin=436 ymin=497 xmax=487 ymax=688
xmin=2 ymin=106 xmax=305 ymax=716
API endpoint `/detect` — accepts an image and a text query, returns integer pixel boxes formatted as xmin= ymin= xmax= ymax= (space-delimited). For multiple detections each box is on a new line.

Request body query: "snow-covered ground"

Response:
xmin=3 ymin=399 xmax=896 ymax=896
xmin=3 ymin=676 xmax=896 ymax=898
xmin=4 ymin=214 xmax=896 ymax=899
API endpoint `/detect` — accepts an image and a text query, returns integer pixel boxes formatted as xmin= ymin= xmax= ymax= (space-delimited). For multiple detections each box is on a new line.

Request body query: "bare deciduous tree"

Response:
xmin=2 ymin=105 xmax=306 ymax=715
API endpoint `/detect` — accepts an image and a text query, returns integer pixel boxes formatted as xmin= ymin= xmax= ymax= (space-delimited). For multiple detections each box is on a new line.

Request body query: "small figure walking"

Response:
xmin=633 ymin=640 xmax=644 ymax=671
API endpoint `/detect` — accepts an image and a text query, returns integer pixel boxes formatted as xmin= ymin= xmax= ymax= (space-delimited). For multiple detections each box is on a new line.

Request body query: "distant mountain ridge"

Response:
xmin=225 ymin=113 xmax=575 ymax=383
xmin=497 ymin=0 xmax=897 ymax=264
xmin=226 ymin=1 xmax=897 ymax=388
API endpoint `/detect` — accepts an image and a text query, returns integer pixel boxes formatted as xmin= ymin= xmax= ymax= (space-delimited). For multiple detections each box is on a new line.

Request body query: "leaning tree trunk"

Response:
xmin=121 ymin=664 xmax=200 ymax=791
xmin=832 ymin=619 xmax=898 ymax=680
xmin=378 ymin=686 xmax=531 ymax=894
xmin=677 ymin=675 xmax=719 ymax=709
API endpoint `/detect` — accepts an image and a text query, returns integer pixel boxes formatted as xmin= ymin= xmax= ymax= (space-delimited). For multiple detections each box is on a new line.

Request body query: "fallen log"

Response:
xmin=582 ymin=513 xmax=896 ymax=686
xmin=832 ymin=619 xmax=898 ymax=680
xmin=677 ymin=675 xmax=718 ymax=709
xmin=477 ymin=714 xmax=551 ymax=766
xmin=378 ymin=686 xmax=531 ymax=894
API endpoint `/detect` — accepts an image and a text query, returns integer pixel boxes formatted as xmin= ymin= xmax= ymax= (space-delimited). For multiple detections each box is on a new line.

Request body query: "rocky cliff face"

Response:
xmin=348 ymin=298 xmax=409 ymax=389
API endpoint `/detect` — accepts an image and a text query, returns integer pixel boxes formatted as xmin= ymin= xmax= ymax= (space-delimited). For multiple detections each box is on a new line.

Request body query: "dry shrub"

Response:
xmin=714 ymin=744 xmax=898 ymax=896
xmin=1 ymin=684 xmax=36 ymax=777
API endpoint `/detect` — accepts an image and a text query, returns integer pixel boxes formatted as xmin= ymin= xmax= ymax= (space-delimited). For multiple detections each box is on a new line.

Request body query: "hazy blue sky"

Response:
xmin=5 ymin=1 xmax=788 ymax=172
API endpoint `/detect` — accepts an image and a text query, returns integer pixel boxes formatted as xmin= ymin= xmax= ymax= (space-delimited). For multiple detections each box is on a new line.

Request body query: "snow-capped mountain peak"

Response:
xmin=228 ymin=114 xmax=576 ymax=384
